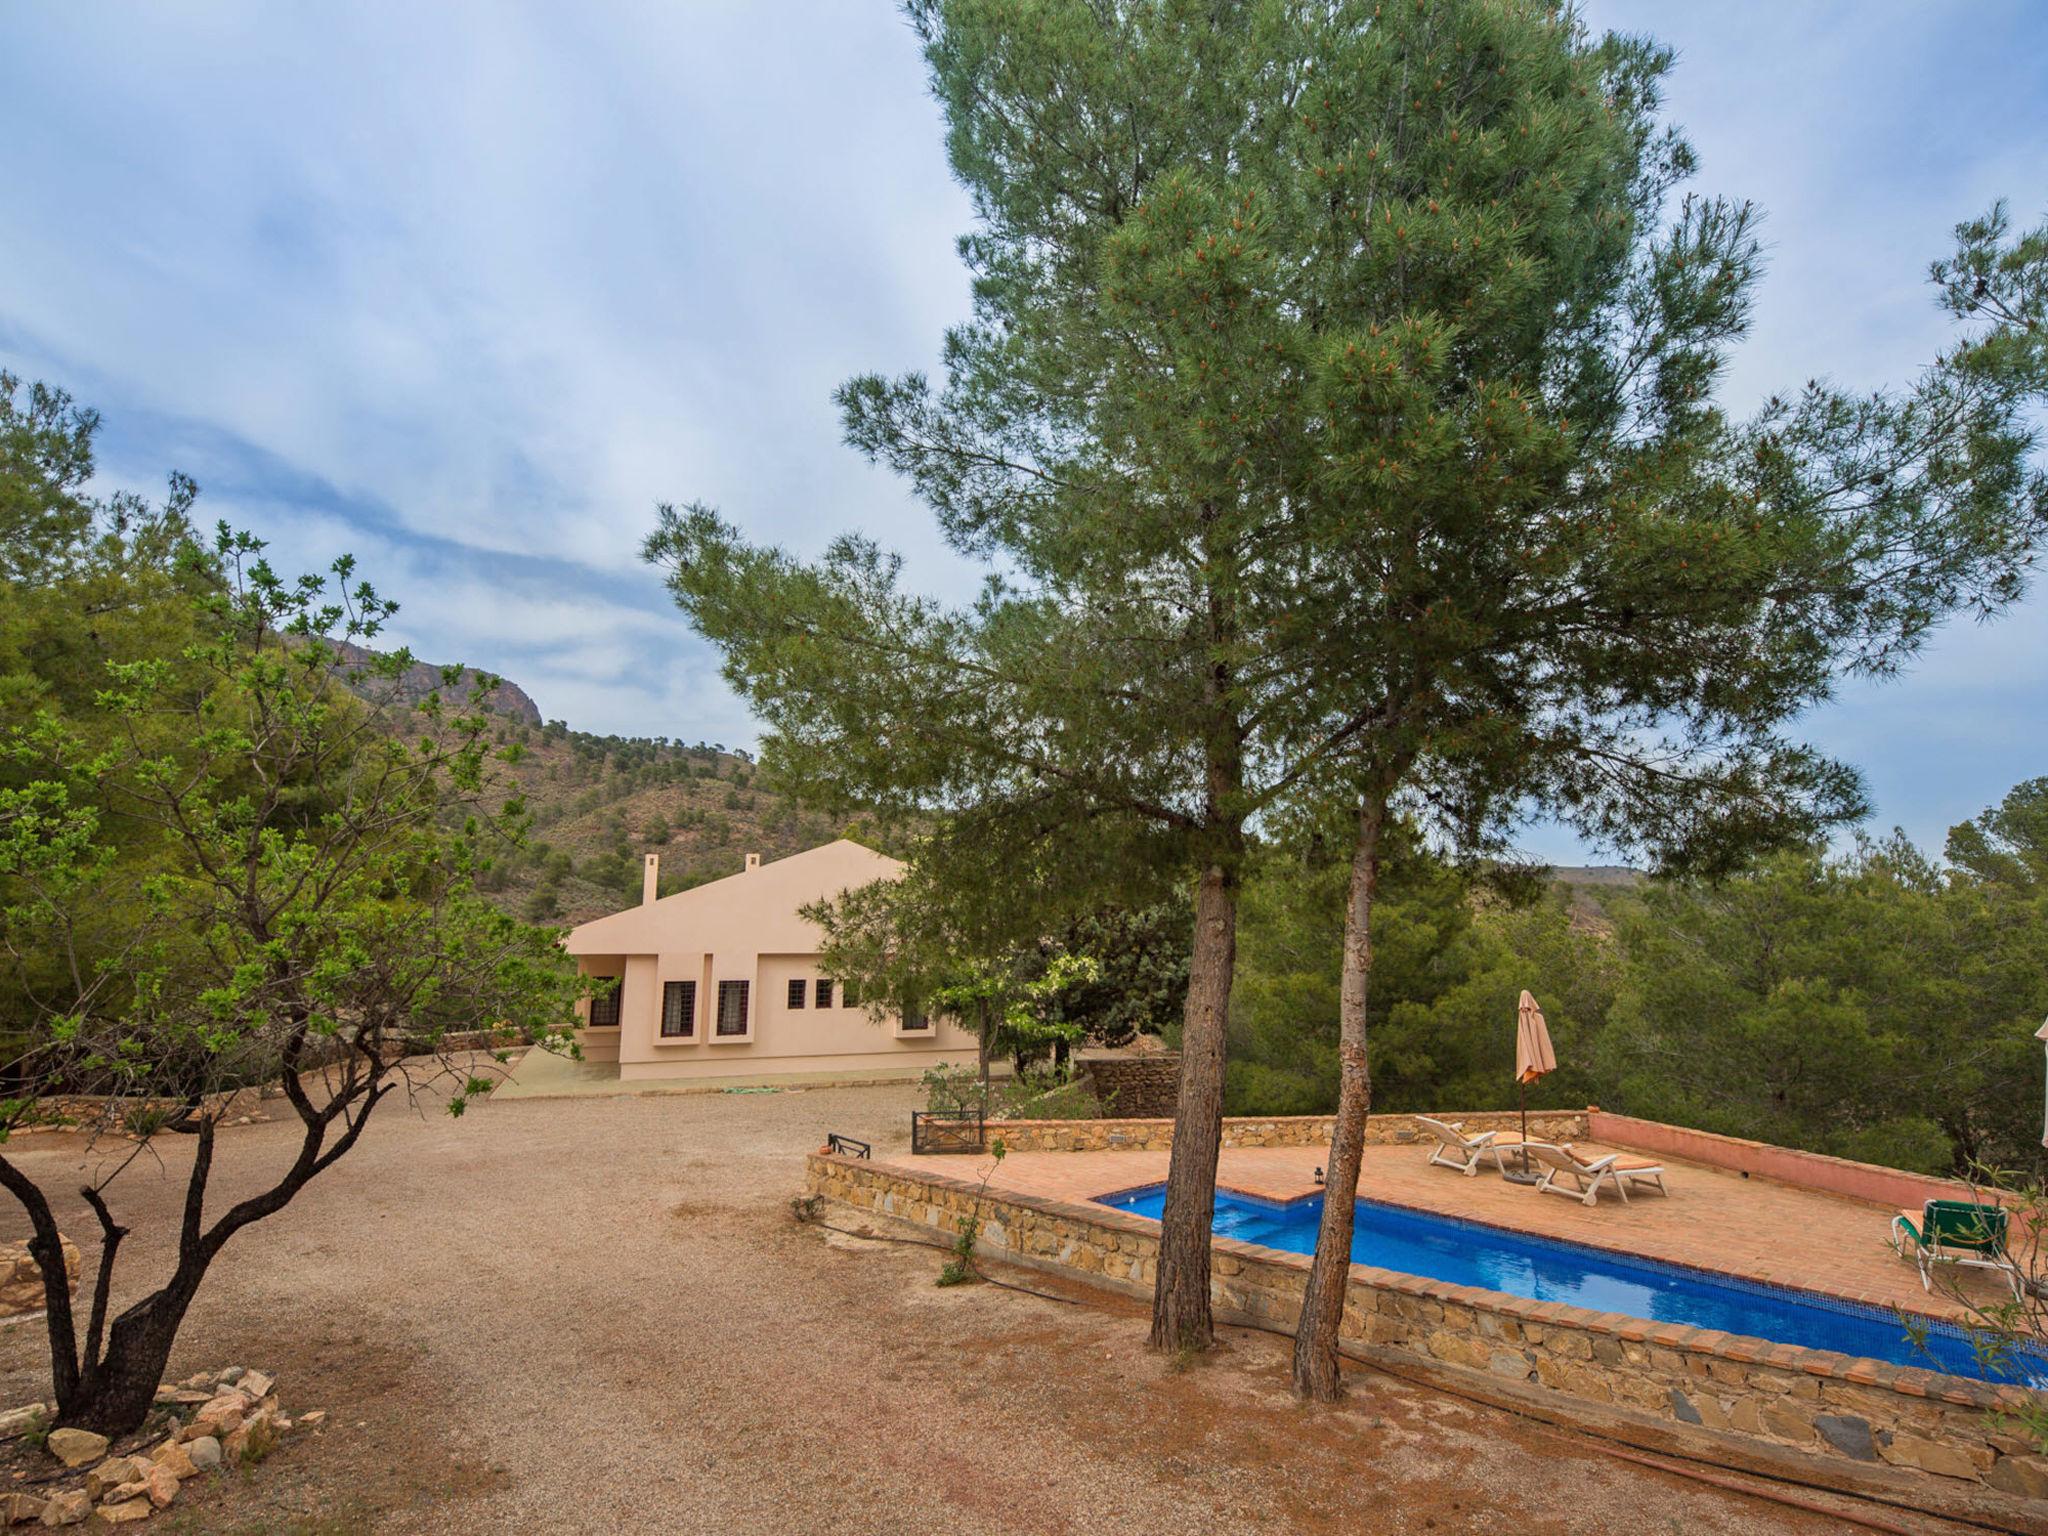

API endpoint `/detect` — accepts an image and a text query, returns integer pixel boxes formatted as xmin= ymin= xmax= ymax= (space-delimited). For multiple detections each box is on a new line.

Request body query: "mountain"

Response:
xmin=332 ymin=640 xmax=543 ymax=726
xmin=468 ymin=720 xmax=851 ymax=926
xmin=333 ymin=644 xmax=855 ymax=926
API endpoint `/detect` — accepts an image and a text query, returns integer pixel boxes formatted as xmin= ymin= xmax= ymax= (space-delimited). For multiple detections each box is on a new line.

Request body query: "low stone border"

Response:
xmin=807 ymin=1152 xmax=2048 ymax=1533
xmin=1 ymin=1367 xmax=321 ymax=1526
xmin=1587 ymin=1112 xmax=1982 ymax=1211
xmin=987 ymin=1108 xmax=1590 ymax=1153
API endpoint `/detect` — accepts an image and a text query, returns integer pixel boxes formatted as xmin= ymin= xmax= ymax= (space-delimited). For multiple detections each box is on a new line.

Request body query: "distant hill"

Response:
xmin=333 ymin=640 xmax=543 ymax=727
xmin=1547 ymin=865 xmax=1645 ymax=889
xmin=1547 ymin=864 xmax=1646 ymax=932
xmin=332 ymin=644 xmax=856 ymax=926
xmin=469 ymin=720 xmax=850 ymax=926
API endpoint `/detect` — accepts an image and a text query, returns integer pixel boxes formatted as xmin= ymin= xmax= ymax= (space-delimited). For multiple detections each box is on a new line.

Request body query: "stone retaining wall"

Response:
xmin=15 ymin=1085 xmax=276 ymax=1137
xmin=0 ymin=1237 xmax=80 ymax=1320
xmin=807 ymin=1152 xmax=2048 ymax=1532
xmin=15 ymin=1040 xmax=518 ymax=1139
xmin=988 ymin=1108 xmax=1589 ymax=1154
xmin=1081 ymin=1056 xmax=1180 ymax=1118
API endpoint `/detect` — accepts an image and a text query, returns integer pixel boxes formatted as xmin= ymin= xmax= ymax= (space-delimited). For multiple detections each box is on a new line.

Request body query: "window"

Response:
xmin=787 ymin=978 xmax=807 ymax=1010
xmin=841 ymin=980 xmax=861 ymax=1009
xmin=716 ymin=980 xmax=750 ymax=1037
xmin=815 ymin=978 xmax=834 ymax=1010
xmin=661 ymin=980 xmax=696 ymax=1039
xmin=588 ymin=980 xmax=622 ymax=1029
xmin=899 ymin=1008 xmax=931 ymax=1034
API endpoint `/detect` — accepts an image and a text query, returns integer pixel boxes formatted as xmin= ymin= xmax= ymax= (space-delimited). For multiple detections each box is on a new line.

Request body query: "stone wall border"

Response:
xmin=987 ymin=1108 xmax=1590 ymax=1154
xmin=1588 ymin=1111 xmax=1982 ymax=1211
xmin=807 ymin=1151 xmax=2048 ymax=1531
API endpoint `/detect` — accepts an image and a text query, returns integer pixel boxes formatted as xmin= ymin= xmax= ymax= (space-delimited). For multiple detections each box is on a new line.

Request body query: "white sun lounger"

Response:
xmin=1416 ymin=1116 xmax=1524 ymax=1177
xmin=1529 ymin=1142 xmax=1669 ymax=1206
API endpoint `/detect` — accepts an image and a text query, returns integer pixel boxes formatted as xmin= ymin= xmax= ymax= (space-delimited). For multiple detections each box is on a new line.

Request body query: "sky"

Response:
xmin=1 ymin=1 xmax=2044 ymax=865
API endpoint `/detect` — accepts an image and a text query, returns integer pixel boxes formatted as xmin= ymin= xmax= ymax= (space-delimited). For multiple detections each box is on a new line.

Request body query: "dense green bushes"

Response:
xmin=1224 ymin=782 xmax=2048 ymax=1178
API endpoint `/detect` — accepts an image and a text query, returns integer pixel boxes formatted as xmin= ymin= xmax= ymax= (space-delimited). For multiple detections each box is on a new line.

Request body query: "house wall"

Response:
xmin=567 ymin=842 xmax=982 ymax=1083
xmin=612 ymin=948 xmax=978 ymax=1082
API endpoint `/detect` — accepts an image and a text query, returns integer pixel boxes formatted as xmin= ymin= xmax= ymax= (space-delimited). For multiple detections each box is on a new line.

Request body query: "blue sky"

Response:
xmin=1 ymin=1 xmax=2043 ymax=864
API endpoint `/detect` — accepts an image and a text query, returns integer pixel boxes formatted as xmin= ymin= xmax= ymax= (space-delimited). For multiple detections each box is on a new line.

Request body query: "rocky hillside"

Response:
xmin=334 ymin=645 xmax=857 ymax=926
xmin=465 ymin=721 xmax=858 ymax=926
xmin=333 ymin=640 xmax=543 ymax=727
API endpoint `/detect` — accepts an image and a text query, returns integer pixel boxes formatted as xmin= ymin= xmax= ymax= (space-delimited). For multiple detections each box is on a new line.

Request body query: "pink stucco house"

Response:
xmin=563 ymin=839 xmax=980 ymax=1083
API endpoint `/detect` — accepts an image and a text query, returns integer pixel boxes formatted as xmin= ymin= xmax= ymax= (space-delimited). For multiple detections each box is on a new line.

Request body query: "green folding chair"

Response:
xmin=1891 ymin=1199 xmax=2021 ymax=1296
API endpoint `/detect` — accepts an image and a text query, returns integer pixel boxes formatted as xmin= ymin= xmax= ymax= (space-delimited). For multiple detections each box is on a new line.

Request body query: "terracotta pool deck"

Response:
xmin=884 ymin=1139 xmax=2002 ymax=1326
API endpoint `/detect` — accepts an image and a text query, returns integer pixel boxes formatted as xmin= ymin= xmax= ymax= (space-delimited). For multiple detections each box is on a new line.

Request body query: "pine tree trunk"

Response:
xmin=1290 ymin=797 xmax=1383 ymax=1400
xmin=1149 ymin=860 xmax=1237 ymax=1352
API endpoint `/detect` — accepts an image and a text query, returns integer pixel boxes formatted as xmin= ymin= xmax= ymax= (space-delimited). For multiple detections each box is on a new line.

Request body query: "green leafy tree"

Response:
xmin=1041 ymin=900 xmax=1190 ymax=1051
xmin=1227 ymin=831 xmax=1612 ymax=1117
xmin=1598 ymin=781 xmax=2048 ymax=1178
xmin=1261 ymin=28 xmax=2048 ymax=1393
xmin=0 ymin=373 xmax=96 ymax=582
xmin=646 ymin=0 xmax=1416 ymax=1355
xmin=808 ymin=849 xmax=1126 ymax=1083
xmin=0 ymin=419 xmax=580 ymax=1434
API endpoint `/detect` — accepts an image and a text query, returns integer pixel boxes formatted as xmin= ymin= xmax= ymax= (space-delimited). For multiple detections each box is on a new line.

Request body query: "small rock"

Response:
xmin=151 ymin=1385 xmax=178 ymax=1405
xmin=298 ymin=1410 xmax=326 ymax=1428
xmin=223 ymin=1413 xmax=279 ymax=1464
xmin=178 ymin=1375 xmax=212 ymax=1392
xmin=0 ymin=1492 xmax=46 ymax=1525
xmin=1989 ymin=1452 xmax=2048 ymax=1500
xmin=189 ymin=1396 xmax=244 ymax=1437
xmin=34 ymin=1489 xmax=89 ymax=1526
xmin=92 ymin=1460 xmax=152 ymax=1501
xmin=149 ymin=1440 xmax=197 ymax=1480
xmin=1815 ymin=1413 xmax=1879 ymax=1463
xmin=94 ymin=1499 xmax=150 ymax=1525
xmin=215 ymin=1368 xmax=243 ymax=1385
xmin=82 ymin=1463 xmax=130 ymax=1502
xmin=183 ymin=1437 xmax=221 ymax=1472
xmin=238 ymin=1370 xmax=274 ymax=1399
xmin=42 ymin=1429 xmax=107 ymax=1469
xmin=142 ymin=1466 xmax=178 ymax=1510
xmin=0 ymin=1407 xmax=44 ymax=1439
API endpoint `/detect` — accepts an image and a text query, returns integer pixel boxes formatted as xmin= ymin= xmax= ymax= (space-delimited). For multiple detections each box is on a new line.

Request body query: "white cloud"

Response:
xmin=2 ymin=0 xmax=2044 ymax=849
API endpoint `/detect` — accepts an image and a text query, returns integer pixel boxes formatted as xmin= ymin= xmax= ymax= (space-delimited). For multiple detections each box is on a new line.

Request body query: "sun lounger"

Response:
xmin=1528 ymin=1142 xmax=1669 ymax=1205
xmin=1891 ymin=1200 xmax=2021 ymax=1296
xmin=1416 ymin=1116 xmax=1524 ymax=1177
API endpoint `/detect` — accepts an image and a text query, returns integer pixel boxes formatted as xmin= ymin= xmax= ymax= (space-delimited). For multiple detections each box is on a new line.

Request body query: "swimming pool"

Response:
xmin=1096 ymin=1183 xmax=2035 ymax=1383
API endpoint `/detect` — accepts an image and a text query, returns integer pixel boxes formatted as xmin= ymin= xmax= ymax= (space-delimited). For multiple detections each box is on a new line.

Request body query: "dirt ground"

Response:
xmin=0 ymin=1077 xmax=1960 ymax=1534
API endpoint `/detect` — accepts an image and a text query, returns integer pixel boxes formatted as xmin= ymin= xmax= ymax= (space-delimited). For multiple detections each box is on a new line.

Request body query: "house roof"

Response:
xmin=563 ymin=838 xmax=903 ymax=958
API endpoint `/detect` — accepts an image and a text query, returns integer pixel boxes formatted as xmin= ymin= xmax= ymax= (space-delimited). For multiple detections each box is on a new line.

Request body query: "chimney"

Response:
xmin=642 ymin=853 xmax=660 ymax=906
xmin=744 ymin=853 xmax=761 ymax=873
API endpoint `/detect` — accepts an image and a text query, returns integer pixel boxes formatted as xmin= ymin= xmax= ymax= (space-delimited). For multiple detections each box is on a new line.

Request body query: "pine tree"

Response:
xmin=647 ymin=0 xmax=2048 ymax=1369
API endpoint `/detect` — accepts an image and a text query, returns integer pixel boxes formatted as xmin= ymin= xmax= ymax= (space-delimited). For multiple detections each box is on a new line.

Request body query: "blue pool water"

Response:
xmin=1098 ymin=1184 xmax=2036 ymax=1383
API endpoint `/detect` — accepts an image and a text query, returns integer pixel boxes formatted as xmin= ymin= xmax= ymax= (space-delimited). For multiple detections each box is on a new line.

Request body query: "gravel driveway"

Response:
xmin=0 ymin=1076 xmax=1895 ymax=1533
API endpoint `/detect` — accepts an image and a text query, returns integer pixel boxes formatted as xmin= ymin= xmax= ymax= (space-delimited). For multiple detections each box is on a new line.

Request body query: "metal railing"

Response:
xmin=825 ymin=1133 xmax=871 ymax=1159
xmin=910 ymin=1108 xmax=986 ymax=1155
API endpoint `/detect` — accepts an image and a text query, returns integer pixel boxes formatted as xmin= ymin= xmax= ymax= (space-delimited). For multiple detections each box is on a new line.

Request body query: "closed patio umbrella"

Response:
xmin=2035 ymin=1017 xmax=2048 ymax=1148
xmin=1509 ymin=990 xmax=1556 ymax=1181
